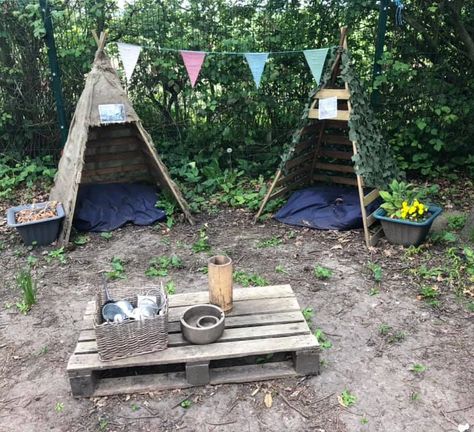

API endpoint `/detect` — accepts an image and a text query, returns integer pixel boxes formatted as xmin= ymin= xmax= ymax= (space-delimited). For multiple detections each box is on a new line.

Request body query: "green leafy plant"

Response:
xmin=145 ymin=256 xmax=183 ymax=277
xmin=156 ymin=194 xmax=177 ymax=229
xmin=100 ymin=232 xmax=112 ymax=240
xmin=131 ymin=403 xmax=140 ymax=412
xmin=314 ymin=265 xmax=333 ymax=280
xmin=379 ymin=324 xmax=392 ymax=336
xmin=430 ymin=230 xmax=457 ymax=244
xmin=106 ymin=257 xmax=126 ymax=280
xmin=302 ymin=307 xmax=314 ymax=325
xmin=257 ymin=236 xmax=282 ymax=248
xmin=55 ymin=402 xmax=64 ymax=413
xmin=192 ymin=228 xmax=211 ymax=253
xmin=256 ymin=353 xmax=274 ymax=364
xmin=98 ymin=419 xmax=109 ymax=431
xmin=379 ymin=180 xmax=437 ymax=221
xmin=16 ymin=268 xmax=37 ymax=314
xmin=410 ymin=363 xmax=427 ymax=373
xmin=46 ymin=247 xmax=66 ymax=264
xmin=27 ymin=254 xmax=38 ymax=267
xmin=369 ymin=287 xmax=380 ymax=296
xmin=367 ymin=262 xmax=383 ymax=282
xmin=339 ymin=390 xmax=357 ymax=407
xmin=315 ymin=329 xmax=332 ymax=349
xmin=73 ymin=235 xmax=89 ymax=246
xmin=165 ymin=280 xmax=176 ymax=295
xmin=180 ymin=399 xmax=192 ymax=409
xmin=418 ymin=285 xmax=440 ymax=307
xmin=410 ymin=392 xmax=420 ymax=402
xmin=233 ymin=271 xmax=268 ymax=287
xmin=360 ymin=417 xmax=369 ymax=425
xmin=275 ymin=264 xmax=289 ymax=275
xmin=446 ymin=214 xmax=467 ymax=231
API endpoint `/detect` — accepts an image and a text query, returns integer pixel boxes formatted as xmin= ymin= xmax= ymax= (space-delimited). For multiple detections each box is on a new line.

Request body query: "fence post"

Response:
xmin=39 ymin=0 xmax=68 ymax=147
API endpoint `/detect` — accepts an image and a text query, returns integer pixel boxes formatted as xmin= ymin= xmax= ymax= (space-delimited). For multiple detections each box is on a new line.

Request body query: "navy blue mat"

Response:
xmin=274 ymin=185 xmax=380 ymax=231
xmin=73 ymin=183 xmax=166 ymax=232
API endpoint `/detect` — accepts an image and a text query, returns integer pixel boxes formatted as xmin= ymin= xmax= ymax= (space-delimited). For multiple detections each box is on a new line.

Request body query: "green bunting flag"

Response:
xmin=303 ymin=48 xmax=329 ymax=85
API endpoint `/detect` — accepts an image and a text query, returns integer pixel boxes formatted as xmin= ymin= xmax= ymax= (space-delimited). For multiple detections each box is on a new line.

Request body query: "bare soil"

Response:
xmin=0 ymin=208 xmax=473 ymax=432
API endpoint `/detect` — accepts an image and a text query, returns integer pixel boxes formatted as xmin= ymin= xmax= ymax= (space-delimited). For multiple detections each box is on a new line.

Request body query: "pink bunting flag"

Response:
xmin=180 ymin=50 xmax=206 ymax=88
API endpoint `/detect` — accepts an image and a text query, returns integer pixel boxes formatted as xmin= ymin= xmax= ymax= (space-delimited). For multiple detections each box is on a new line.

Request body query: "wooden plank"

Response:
xmin=92 ymin=361 xmax=297 ymax=397
xmin=285 ymin=152 xmax=313 ymax=170
xmin=84 ymin=156 xmax=146 ymax=171
xmin=322 ymin=134 xmax=352 ymax=146
xmin=294 ymin=139 xmax=313 ymax=155
xmin=84 ymin=150 xmax=142 ymax=163
xmin=324 ymin=120 xmax=349 ymax=129
xmin=88 ymin=126 xmax=137 ymax=141
xmin=319 ymin=149 xmax=353 ymax=160
xmin=269 ymin=187 xmax=290 ymax=201
xmin=314 ymin=88 xmax=350 ymax=99
xmin=276 ymin=169 xmax=310 ymax=188
xmin=210 ymin=361 xmax=296 ymax=385
xmin=308 ymin=109 xmax=350 ymax=121
xmin=67 ymin=334 xmax=318 ymax=372
xmin=363 ymin=189 xmax=380 ymax=207
xmin=81 ymin=172 xmax=150 ymax=185
xmin=94 ymin=371 xmax=190 ymax=396
xmin=74 ymin=322 xmax=311 ymax=354
xmin=85 ymin=142 xmax=140 ymax=155
xmin=168 ymin=285 xmax=294 ymax=307
xmin=79 ymin=310 xmax=306 ymax=342
xmin=369 ymin=225 xmax=384 ymax=246
xmin=314 ymin=162 xmax=354 ymax=173
xmin=84 ymin=286 xmax=295 ymax=313
xmin=313 ymin=174 xmax=358 ymax=186
xmin=82 ymin=163 xmax=149 ymax=177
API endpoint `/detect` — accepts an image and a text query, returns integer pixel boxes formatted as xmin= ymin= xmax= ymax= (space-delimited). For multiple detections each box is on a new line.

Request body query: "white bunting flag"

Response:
xmin=117 ymin=42 xmax=142 ymax=83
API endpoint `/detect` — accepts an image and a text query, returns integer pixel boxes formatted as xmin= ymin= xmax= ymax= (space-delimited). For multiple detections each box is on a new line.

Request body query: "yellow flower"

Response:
xmin=402 ymin=201 xmax=408 ymax=208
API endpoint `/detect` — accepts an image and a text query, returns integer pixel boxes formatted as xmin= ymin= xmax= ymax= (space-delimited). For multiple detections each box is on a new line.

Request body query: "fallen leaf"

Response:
xmin=264 ymin=392 xmax=273 ymax=408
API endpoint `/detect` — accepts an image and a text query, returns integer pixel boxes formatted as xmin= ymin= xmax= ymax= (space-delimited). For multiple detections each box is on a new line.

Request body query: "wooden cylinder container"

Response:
xmin=208 ymin=255 xmax=233 ymax=312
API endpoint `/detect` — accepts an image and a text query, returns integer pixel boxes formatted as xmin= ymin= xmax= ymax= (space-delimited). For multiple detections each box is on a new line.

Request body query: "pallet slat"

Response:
xmin=313 ymin=174 xmax=358 ymax=186
xmin=308 ymin=109 xmax=350 ymax=121
xmin=314 ymin=89 xmax=350 ymax=99
xmin=363 ymin=189 xmax=380 ymax=207
xmin=314 ymin=162 xmax=354 ymax=173
xmin=68 ymin=334 xmax=318 ymax=372
xmin=74 ymin=322 xmax=311 ymax=354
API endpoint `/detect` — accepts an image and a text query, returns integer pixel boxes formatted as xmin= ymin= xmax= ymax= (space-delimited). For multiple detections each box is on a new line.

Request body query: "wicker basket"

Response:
xmin=94 ymin=285 xmax=168 ymax=361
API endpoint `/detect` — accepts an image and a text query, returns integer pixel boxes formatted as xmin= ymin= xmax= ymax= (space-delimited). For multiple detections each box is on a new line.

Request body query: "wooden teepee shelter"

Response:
xmin=50 ymin=32 xmax=193 ymax=245
xmin=255 ymin=28 xmax=383 ymax=247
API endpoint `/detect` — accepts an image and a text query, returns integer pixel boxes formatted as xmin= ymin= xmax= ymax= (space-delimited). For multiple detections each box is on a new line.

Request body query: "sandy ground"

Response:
xmin=0 ymin=209 xmax=473 ymax=432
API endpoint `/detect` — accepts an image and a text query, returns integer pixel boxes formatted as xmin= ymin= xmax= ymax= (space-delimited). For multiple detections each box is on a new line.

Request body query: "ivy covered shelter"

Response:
xmin=255 ymin=30 xmax=400 ymax=247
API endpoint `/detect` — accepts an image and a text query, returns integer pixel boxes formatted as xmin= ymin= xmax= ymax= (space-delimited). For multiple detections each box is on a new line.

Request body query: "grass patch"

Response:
xmin=313 ymin=265 xmax=333 ymax=280
xmin=233 ymin=271 xmax=268 ymax=287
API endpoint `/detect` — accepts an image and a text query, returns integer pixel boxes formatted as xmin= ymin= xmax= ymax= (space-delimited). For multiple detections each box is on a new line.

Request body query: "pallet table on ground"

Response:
xmin=67 ymin=284 xmax=320 ymax=397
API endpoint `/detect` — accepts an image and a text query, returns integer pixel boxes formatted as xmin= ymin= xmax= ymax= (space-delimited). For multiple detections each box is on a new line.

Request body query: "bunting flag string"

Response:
xmin=180 ymin=50 xmax=206 ymax=87
xmin=244 ymin=53 xmax=269 ymax=88
xmin=116 ymin=42 xmax=332 ymax=89
xmin=303 ymin=48 xmax=329 ymax=85
xmin=116 ymin=42 xmax=142 ymax=83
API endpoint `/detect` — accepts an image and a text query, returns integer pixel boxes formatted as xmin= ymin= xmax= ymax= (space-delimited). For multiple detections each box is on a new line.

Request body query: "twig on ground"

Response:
xmin=172 ymin=392 xmax=196 ymax=409
xmin=446 ymin=403 xmax=474 ymax=414
xmin=206 ymin=420 xmax=237 ymax=426
xmin=278 ymin=392 xmax=310 ymax=419
xmin=313 ymin=392 xmax=334 ymax=405
xmin=440 ymin=410 xmax=458 ymax=427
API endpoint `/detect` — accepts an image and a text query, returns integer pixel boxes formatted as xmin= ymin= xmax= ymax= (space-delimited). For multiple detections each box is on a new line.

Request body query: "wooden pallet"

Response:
xmin=67 ymin=285 xmax=320 ymax=397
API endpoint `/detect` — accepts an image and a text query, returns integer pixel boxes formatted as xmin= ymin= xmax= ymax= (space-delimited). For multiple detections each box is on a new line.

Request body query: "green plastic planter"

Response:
xmin=373 ymin=205 xmax=442 ymax=247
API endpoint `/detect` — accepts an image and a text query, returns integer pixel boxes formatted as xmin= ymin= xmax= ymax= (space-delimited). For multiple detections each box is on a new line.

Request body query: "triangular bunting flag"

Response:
xmin=303 ymin=48 xmax=329 ymax=85
xmin=117 ymin=42 xmax=142 ymax=83
xmin=180 ymin=51 xmax=206 ymax=88
xmin=245 ymin=53 xmax=269 ymax=89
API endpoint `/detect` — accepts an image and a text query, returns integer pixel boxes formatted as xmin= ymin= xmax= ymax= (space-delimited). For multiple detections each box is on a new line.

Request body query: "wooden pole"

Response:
xmin=254 ymin=169 xmax=282 ymax=222
xmin=208 ymin=255 xmax=233 ymax=312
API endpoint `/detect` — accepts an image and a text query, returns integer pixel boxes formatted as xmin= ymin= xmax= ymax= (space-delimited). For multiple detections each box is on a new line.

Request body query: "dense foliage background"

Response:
xmin=1 ymin=0 xmax=473 ymax=186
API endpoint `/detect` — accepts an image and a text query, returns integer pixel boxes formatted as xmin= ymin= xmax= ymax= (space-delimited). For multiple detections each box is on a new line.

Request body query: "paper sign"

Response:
xmin=98 ymin=104 xmax=126 ymax=124
xmin=318 ymin=97 xmax=338 ymax=120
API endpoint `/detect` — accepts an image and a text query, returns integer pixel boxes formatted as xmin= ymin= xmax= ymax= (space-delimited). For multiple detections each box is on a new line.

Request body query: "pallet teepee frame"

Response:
xmin=255 ymin=28 xmax=383 ymax=247
xmin=50 ymin=32 xmax=194 ymax=245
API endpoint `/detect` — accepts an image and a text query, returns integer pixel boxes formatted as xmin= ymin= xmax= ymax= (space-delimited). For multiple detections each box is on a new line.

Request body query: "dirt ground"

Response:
xmin=0 ymin=207 xmax=473 ymax=432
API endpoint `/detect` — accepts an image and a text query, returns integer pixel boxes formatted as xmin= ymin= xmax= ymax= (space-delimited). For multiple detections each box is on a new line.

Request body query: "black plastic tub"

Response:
xmin=6 ymin=202 xmax=65 ymax=246
xmin=373 ymin=205 xmax=442 ymax=247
